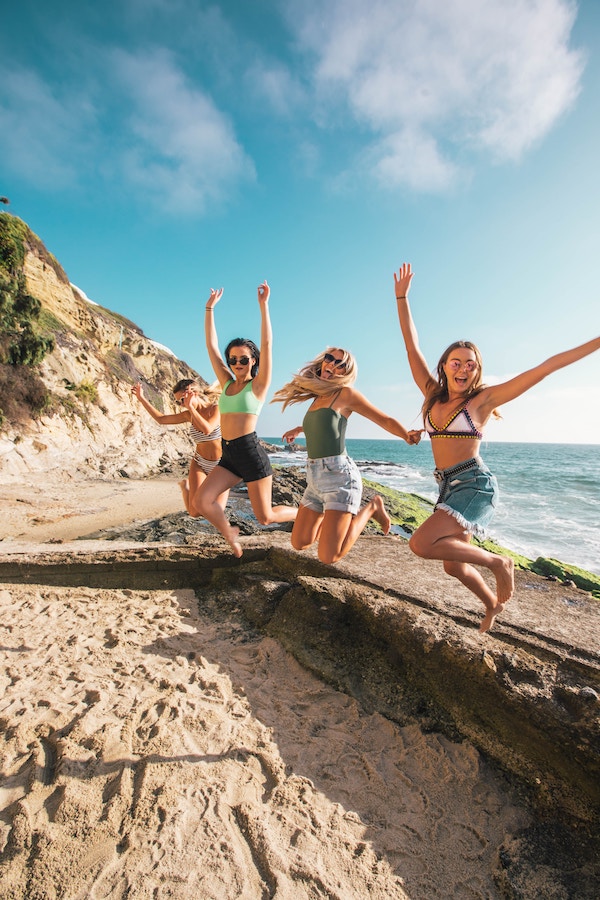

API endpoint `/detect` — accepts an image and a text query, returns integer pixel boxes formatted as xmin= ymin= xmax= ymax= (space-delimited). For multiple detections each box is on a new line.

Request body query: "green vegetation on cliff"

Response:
xmin=0 ymin=214 xmax=57 ymax=426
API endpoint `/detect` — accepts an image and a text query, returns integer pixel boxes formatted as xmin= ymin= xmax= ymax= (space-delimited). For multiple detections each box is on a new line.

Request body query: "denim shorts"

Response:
xmin=218 ymin=432 xmax=273 ymax=483
xmin=434 ymin=457 xmax=498 ymax=539
xmin=301 ymin=454 xmax=362 ymax=515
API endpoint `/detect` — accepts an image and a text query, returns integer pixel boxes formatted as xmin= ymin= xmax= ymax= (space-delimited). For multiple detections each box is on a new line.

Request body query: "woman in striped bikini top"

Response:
xmin=132 ymin=378 xmax=222 ymax=517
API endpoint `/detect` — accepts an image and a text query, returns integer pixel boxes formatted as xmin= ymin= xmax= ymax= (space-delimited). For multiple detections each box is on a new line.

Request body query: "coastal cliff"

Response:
xmin=0 ymin=213 xmax=203 ymax=480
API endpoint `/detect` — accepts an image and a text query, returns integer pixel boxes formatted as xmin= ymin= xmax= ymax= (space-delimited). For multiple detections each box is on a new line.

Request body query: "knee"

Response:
xmin=443 ymin=559 xmax=462 ymax=578
xmin=194 ymin=496 xmax=211 ymax=517
xmin=255 ymin=510 xmax=273 ymax=526
xmin=317 ymin=547 xmax=341 ymax=566
xmin=408 ymin=532 xmax=430 ymax=558
xmin=291 ymin=533 xmax=310 ymax=552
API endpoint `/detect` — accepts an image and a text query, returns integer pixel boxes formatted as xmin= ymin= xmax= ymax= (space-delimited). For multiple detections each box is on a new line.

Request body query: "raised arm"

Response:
xmin=251 ymin=280 xmax=273 ymax=399
xmin=394 ymin=263 xmax=433 ymax=397
xmin=476 ymin=336 xmax=600 ymax=419
xmin=132 ymin=382 xmax=187 ymax=425
xmin=344 ymin=388 xmax=421 ymax=444
xmin=204 ymin=288 xmax=231 ymax=387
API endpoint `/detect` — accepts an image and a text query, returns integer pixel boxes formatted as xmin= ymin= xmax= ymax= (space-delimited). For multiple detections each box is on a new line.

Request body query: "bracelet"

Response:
xmin=205 ymin=307 xmax=214 ymax=311
xmin=396 ymin=295 xmax=406 ymax=300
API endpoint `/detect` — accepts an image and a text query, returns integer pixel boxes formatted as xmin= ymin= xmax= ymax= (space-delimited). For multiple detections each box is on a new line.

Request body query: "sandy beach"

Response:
xmin=1 ymin=472 xmax=186 ymax=545
xmin=1 ymin=473 xmax=597 ymax=898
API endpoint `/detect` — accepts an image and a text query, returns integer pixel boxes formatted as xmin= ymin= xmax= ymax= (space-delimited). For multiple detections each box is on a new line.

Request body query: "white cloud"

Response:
xmin=0 ymin=67 xmax=96 ymax=188
xmin=286 ymin=0 xmax=584 ymax=189
xmin=111 ymin=48 xmax=255 ymax=213
xmin=0 ymin=46 xmax=254 ymax=214
xmin=245 ymin=60 xmax=306 ymax=117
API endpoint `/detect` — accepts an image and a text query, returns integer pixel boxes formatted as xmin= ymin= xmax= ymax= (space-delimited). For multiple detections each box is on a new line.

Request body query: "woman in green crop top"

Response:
xmin=195 ymin=280 xmax=297 ymax=556
xmin=272 ymin=347 xmax=421 ymax=565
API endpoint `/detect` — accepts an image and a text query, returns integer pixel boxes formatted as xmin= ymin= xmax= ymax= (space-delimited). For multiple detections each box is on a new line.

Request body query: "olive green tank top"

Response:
xmin=302 ymin=392 xmax=348 ymax=459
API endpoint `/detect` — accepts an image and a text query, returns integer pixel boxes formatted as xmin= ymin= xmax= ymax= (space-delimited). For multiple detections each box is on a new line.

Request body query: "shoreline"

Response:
xmin=1 ymin=468 xmax=599 ymax=599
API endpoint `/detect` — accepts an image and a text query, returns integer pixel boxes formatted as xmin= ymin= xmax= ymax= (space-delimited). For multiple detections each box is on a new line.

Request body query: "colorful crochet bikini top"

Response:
xmin=425 ymin=401 xmax=483 ymax=440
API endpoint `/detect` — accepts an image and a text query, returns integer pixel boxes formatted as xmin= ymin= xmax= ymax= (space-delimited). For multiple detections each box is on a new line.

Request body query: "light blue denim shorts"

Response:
xmin=434 ymin=457 xmax=498 ymax=539
xmin=301 ymin=454 xmax=362 ymax=515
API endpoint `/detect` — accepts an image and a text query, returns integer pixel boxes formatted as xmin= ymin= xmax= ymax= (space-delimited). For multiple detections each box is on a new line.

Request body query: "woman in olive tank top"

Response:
xmin=272 ymin=348 xmax=421 ymax=565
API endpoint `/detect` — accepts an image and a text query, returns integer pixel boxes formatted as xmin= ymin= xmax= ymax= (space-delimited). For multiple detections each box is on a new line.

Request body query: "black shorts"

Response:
xmin=218 ymin=432 xmax=273 ymax=483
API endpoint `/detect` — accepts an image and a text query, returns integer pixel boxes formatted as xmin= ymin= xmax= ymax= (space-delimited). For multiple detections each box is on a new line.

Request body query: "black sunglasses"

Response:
xmin=323 ymin=352 xmax=346 ymax=369
xmin=228 ymin=355 xmax=251 ymax=366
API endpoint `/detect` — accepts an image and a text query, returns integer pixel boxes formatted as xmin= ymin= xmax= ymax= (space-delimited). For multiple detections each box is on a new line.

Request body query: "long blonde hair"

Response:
xmin=272 ymin=348 xmax=357 ymax=411
xmin=173 ymin=378 xmax=221 ymax=406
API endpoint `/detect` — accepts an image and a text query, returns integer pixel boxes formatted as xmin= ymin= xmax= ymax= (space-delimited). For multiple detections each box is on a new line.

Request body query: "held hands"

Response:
xmin=282 ymin=426 xmax=303 ymax=444
xmin=257 ymin=280 xmax=270 ymax=305
xmin=394 ymin=262 xmax=413 ymax=301
xmin=206 ymin=287 xmax=223 ymax=310
xmin=406 ymin=429 xmax=423 ymax=445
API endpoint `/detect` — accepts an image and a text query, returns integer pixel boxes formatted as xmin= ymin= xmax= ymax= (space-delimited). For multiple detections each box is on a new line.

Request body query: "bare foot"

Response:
xmin=491 ymin=555 xmax=514 ymax=604
xmin=479 ymin=602 xmax=505 ymax=634
xmin=225 ymin=524 xmax=243 ymax=558
xmin=371 ymin=495 xmax=391 ymax=535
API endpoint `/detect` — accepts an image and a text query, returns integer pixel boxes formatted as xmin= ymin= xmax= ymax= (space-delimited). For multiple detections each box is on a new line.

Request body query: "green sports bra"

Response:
xmin=218 ymin=380 xmax=264 ymax=415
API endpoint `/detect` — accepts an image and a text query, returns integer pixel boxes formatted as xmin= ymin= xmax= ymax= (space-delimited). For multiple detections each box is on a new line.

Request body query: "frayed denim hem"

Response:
xmin=436 ymin=502 xmax=488 ymax=540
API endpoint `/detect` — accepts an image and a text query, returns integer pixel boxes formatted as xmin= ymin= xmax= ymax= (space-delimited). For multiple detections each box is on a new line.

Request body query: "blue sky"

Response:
xmin=2 ymin=0 xmax=599 ymax=442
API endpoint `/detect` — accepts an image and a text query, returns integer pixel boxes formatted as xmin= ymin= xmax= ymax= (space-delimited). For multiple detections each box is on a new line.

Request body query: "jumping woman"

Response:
xmin=195 ymin=281 xmax=297 ymax=556
xmin=132 ymin=379 xmax=222 ymax=517
xmin=273 ymin=347 xmax=421 ymax=564
xmin=394 ymin=261 xmax=600 ymax=632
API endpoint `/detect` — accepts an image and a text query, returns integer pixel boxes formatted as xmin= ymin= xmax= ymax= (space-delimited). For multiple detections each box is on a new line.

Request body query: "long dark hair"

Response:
xmin=422 ymin=340 xmax=484 ymax=418
xmin=224 ymin=338 xmax=260 ymax=377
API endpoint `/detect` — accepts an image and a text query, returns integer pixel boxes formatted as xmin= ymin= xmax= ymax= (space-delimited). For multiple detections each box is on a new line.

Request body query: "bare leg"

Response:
xmin=409 ymin=509 xmax=514 ymax=625
xmin=178 ymin=477 xmax=192 ymax=514
xmin=314 ymin=495 xmax=390 ymax=565
xmin=246 ymin=476 xmax=297 ymax=525
xmin=195 ymin=466 xmax=244 ymax=557
xmin=290 ymin=505 xmax=324 ymax=551
xmin=186 ymin=459 xmax=229 ymax=518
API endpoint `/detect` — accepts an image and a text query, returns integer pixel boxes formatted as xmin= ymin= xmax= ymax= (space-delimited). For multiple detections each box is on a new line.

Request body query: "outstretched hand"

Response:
xmin=206 ymin=287 xmax=223 ymax=310
xmin=257 ymin=280 xmax=270 ymax=305
xmin=394 ymin=262 xmax=413 ymax=300
xmin=132 ymin=382 xmax=144 ymax=401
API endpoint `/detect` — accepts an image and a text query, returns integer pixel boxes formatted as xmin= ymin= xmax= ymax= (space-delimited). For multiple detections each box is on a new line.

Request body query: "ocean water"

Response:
xmin=264 ymin=438 xmax=600 ymax=576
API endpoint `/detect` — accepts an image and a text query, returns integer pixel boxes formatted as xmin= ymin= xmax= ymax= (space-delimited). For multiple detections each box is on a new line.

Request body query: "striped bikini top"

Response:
xmin=190 ymin=422 xmax=222 ymax=443
xmin=425 ymin=401 xmax=483 ymax=440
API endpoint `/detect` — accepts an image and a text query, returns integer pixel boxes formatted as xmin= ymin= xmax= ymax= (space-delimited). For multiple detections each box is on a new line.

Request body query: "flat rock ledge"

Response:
xmin=1 ymin=532 xmax=599 ymax=896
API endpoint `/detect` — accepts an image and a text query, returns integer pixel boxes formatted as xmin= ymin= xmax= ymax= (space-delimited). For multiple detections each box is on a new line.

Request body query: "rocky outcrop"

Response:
xmin=1 ymin=229 xmax=205 ymax=480
xmin=0 ymin=533 xmax=598 ymax=895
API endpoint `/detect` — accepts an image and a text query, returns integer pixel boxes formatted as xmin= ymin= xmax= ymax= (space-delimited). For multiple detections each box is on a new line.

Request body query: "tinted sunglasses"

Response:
xmin=447 ymin=359 xmax=477 ymax=372
xmin=228 ymin=355 xmax=251 ymax=366
xmin=323 ymin=352 xmax=346 ymax=369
